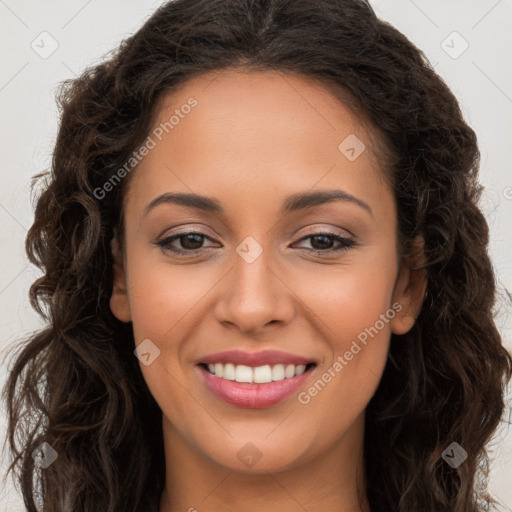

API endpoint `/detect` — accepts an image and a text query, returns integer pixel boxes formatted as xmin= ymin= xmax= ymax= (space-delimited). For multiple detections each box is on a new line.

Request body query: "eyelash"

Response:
xmin=154 ymin=230 xmax=358 ymax=256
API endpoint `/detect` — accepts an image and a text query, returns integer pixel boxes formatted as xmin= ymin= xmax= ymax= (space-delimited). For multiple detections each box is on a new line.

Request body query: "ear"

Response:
xmin=390 ymin=235 xmax=427 ymax=335
xmin=109 ymin=237 xmax=132 ymax=323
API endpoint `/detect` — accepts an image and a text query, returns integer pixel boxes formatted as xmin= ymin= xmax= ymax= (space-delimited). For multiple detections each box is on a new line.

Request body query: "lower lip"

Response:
xmin=198 ymin=365 xmax=315 ymax=408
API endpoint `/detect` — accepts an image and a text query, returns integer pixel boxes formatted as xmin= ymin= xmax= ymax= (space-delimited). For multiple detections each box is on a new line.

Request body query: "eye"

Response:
xmin=154 ymin=229 xmax=358 ymax=257
xmin=292 ymin=232 xmax=357 ymax=254
xmin=155 ymin=231 xmax=219 ymax=255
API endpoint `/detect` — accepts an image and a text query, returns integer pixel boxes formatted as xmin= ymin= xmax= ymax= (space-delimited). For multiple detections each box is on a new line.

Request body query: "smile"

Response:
xmin=200 ymin=362 xmax=315 ymax=383
xmin=197 ymin=361 xmax=317 ymax=409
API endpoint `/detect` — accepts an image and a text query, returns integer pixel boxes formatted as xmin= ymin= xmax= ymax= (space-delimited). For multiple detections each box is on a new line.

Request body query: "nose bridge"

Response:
xmin=213 ymin=235 xmax=293 ymax=332
xmin=234 ymin=237 xmax=275 ymax=298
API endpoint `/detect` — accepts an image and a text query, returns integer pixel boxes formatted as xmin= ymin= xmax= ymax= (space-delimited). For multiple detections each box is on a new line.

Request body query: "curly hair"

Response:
xmin=3 ymin=0 xmax=511 ymax=511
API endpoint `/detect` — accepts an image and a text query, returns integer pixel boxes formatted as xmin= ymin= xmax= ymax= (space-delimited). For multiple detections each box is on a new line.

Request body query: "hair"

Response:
xmin=2 ymin=0 xmax=511 ymax=511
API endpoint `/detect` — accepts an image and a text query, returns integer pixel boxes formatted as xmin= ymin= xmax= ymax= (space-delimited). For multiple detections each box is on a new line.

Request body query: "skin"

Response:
xmin=110 ymin=68 xmax=426 ymax=512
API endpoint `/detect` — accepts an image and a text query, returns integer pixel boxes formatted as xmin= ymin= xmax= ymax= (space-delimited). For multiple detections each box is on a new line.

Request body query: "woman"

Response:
xmin=3 ymin=0 xmax=511 ymax=511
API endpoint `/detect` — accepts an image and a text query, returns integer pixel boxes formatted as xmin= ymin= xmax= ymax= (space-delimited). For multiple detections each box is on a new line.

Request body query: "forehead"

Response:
xmin=124 ymin=68 xmax=392 ymax=219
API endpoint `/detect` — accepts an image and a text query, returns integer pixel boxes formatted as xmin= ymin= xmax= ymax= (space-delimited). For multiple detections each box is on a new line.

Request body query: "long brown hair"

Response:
xmin=3 ymin=1 xmax=511 ymax=511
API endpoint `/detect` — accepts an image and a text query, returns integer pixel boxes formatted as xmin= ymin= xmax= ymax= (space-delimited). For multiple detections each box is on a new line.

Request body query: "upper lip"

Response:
xmin=198 ymin=349 xmax=315 ymax=367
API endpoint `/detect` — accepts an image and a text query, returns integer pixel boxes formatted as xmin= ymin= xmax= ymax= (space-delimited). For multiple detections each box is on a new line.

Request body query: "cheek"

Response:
xmin=125 ymin=259 xmax=210 ymax=427
xmin=126 ymin=256 xmax=218 ymax=343
xmin=292 ymin=250 xmax=397 ymax=416
xmin=295 ymin=247 xmax=398 ymax=342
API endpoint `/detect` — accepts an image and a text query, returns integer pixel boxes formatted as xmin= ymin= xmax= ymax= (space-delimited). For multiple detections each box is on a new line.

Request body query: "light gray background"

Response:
xmin=1 ymin=0 xmax=511 ymax=510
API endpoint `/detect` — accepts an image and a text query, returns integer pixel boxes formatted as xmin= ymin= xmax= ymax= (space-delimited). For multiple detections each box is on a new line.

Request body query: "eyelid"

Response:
xmin=154 ymin=223 xmax=218 ymax=240
xmin=155 ymin=224 xmax=353 ymax=244
xmin=154 ymin=226 xmax=358 ymax=257
xmin=294 ymin=224 xmax=355 ymax=240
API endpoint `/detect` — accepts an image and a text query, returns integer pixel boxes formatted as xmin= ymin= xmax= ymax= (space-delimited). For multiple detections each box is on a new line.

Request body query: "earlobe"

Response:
xmin=390 ymin=309 xmax=417 ymax=335
xmin=390 ymin=236 xmax=427 ymax=335
xmin=109 ymin=237 xmax=132 ymax=323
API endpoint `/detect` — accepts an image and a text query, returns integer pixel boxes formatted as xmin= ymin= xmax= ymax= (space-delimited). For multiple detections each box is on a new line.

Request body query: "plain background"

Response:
xmin=1 ymin=0 xmax=511 ymax=510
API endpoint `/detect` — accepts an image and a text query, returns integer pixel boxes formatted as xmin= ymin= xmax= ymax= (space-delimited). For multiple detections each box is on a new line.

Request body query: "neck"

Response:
xmin=159 ymin=412 xmax=370 ymax=512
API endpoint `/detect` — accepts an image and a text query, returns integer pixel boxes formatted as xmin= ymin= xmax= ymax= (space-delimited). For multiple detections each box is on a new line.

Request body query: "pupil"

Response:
xmin=182 ymin=234 xmax=203 ymax=250
xmin=311 ymin=235 xmax=331 ymax=250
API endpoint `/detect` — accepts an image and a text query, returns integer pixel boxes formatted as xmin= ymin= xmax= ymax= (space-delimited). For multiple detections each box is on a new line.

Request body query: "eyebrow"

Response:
xmin=143 ymin=189 xmax=373 ymax=218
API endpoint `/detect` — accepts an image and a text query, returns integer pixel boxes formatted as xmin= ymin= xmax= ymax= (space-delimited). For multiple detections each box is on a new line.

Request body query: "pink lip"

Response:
xmin=198 ymin=364 xmax=316 ymax=408
xmin=197 ymin=349 xmax=314 ymax=367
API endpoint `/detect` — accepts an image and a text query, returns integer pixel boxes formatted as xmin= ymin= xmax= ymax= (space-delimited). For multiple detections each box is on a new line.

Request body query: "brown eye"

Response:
xmin=293 ymin=232 xmax=357 ymax=254
xmin=155 ymin=231 xmax=218 ymax=255
xmin=154 ymin=230 xmax=358 ymax=257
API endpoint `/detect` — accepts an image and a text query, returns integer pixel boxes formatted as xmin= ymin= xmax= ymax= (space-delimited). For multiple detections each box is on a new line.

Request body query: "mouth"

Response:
xmin=198 ymin=361 xmax=317 ymax=383
xmin=197 ymin=361 xmax=318 ymax=408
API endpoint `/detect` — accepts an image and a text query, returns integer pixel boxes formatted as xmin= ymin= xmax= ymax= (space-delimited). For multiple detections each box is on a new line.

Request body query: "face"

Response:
xmin=110 ymin=68 xmax=424 ymax=475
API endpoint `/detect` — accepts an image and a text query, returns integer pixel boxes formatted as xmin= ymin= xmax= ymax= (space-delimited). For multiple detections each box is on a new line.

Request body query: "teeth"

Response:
xmin=214 ymin=363 xmax=223 ymax=378
xmin=223 ymin=363 xmax=236 ymax=381
xmin=204 ymin=362 xmax=312 ymax=383
xmin=253 ymin=365 xmax=272 ymax=383
xmin=272 ymin=364 xmax=285 ymax=381
xmin=235 ymin=365 xmax=253 ymax=383
xmin=295 ymin=365 xmax=306 ymax=376
xmin=285 ymin=364 xmax=295 ymax=378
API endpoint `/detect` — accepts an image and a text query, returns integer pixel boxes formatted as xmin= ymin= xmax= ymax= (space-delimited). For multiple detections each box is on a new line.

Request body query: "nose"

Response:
xmin=212 ymin=246 xmax=295 ymax=335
